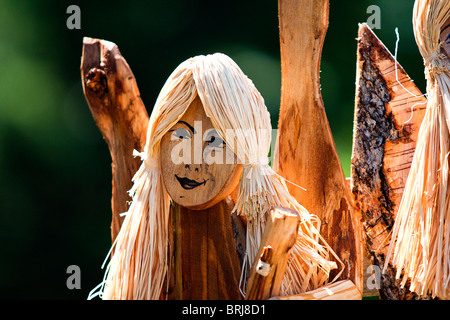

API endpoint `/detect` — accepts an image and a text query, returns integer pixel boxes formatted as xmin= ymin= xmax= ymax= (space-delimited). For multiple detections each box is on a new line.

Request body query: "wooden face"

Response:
xmin=160 ymin=96 xmax=242 ymax=210
xmin=440 ymin=17 xmax=450 ymax=58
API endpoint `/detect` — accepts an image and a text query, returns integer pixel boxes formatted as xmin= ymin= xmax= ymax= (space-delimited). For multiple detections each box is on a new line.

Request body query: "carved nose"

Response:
xmin=184 ymin=164 xmax=200 ymax=173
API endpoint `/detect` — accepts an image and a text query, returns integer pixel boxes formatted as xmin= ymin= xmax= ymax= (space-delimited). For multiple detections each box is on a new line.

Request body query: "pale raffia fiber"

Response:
xmin=384 ymin=0 xmax=450 ymax=299
xmin=90 ymin=53 xmax=341 ymax=300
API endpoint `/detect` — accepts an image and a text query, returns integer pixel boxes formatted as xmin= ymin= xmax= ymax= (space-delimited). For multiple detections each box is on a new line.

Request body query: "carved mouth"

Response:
xmin=175 ymin=175 xmax=207 ymax=190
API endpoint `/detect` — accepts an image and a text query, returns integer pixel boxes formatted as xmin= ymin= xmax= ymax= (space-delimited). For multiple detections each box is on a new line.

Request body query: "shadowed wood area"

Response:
xmin=81 ymin=37 xmax=149 ymax=243
xmin=274 ymin=0 xmax=364 ymax=293
xmin=350 ymin=24 xmax=429 ymax=299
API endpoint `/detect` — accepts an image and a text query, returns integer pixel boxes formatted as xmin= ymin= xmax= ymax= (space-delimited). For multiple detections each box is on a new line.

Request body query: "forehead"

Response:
xmin=174 ymin=96 xmax=212 ymax=129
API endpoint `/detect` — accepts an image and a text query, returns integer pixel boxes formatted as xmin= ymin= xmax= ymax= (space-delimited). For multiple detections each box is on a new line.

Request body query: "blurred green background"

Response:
xmin=0 ymin=0 xmax=424 ymax=299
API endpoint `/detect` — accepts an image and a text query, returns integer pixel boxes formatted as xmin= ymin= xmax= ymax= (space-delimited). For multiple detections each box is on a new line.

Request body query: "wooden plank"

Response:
xmin=270 ymin=280 xmax=362 ymax=300
xmin=80 ymin=38 xmax=149 ymax=242
xmin=350 ymin=23 xmax=428 ymax=299
xmin=167 ymin=197 xmax=242 ymax=300
xmin=245 ymin=207 xmax=300 ymax=300
xmin=159 ymin=94 xmax=245 ymax=300
xmin=275 ymin=0 xmax=364 ymax=293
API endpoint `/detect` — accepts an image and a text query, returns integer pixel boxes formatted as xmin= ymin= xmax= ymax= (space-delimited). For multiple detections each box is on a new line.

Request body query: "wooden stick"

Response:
xmin=270 ymin=280 xmax=362 ymax=300
xmin=80 ymin=37 xmax=149 ymax=242
xmin=275 ymin=0 xmax=364 ymax=292
xmin=245 ymin=207 xmax=300 ymax=300
xmin=350 ymin=24 xmax=428 ymax=299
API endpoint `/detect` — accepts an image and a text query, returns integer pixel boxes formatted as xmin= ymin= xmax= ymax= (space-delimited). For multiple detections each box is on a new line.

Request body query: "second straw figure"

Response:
xmin=385 ymin=0 xmax=450 ymax=300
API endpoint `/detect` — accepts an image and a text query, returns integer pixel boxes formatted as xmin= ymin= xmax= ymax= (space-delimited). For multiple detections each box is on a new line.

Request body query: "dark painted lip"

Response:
xmin=174 ymin=175 xmax=207 ymax=190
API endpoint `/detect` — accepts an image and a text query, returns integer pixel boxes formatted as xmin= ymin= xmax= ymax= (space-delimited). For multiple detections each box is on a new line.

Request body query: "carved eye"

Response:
xmin=440 ymin=24 xmax=450 ymax=43
xmin=204 ymin=129 xmax=225 ymax=149
xmin=170 ymin=128 xmax=191 ymax=141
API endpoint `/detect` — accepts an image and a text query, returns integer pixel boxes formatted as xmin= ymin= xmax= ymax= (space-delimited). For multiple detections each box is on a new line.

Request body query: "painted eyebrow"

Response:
xmin=442 ymin=23 xmax=450 ymax=35
xmin=171 ymin=121 xmax=196 ymax=134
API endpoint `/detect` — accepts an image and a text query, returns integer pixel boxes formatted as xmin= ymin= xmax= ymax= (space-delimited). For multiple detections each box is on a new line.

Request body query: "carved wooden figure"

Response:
xmin=83 ymin=49 xmax=326 ymax=300
xmin=82 ymin=0 xmax=374 ymax=299
xmin=82 ymin=42 xmax=361 ymax=300
xmin=161 ymin=96 xmax=243 ymax=299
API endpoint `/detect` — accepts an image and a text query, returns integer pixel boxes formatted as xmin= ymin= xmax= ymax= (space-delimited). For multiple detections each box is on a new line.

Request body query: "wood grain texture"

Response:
xmin=245 ymin=207 xmax=300 ymax=300
xmin=167 ymin=196 xmax=243 ymax=300
xmin=275 ymin=0 xmax=363 ymax=293
xmin=81 ymin=37 xmax=149 ymax=242
xmin=350 ymin=24 xmax=428 ymax=299
xmin=270 ymin=279 xmax=361 ymax=300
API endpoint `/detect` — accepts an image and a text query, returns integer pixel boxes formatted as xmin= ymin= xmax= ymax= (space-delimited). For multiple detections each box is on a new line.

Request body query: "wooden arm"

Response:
xmin=245 ymin=207 xmax=300 ymax=300
xmin=245 ymin=207 xmax=362 ymax=300
xmin=81 ymin=38 xmax=149 ymax=242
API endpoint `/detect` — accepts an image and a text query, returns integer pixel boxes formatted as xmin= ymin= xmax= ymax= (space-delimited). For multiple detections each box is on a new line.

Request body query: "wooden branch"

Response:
xmin=270 ymin=280 xmax=362 ymax=300
xmin=350 ymin=24 xmax=428 ymax=299
xmin=275 ymin=0 xmax=364 ymax=292
xmin=81 ymin=37 xmax=149 ymax=242
xmin=245 ymin=207 xmax=300 ymax=300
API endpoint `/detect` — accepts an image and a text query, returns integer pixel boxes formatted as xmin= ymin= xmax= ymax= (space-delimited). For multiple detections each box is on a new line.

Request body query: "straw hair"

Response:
xmin=384 ymin=0 xmax=450 ymax=299
xmin=90 ymin=53 xmax=341 ymax=299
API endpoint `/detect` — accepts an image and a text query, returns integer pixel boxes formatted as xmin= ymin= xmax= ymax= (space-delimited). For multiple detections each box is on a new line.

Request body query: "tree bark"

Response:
xmin=350 ymin=24 xmax=431 ymax=299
